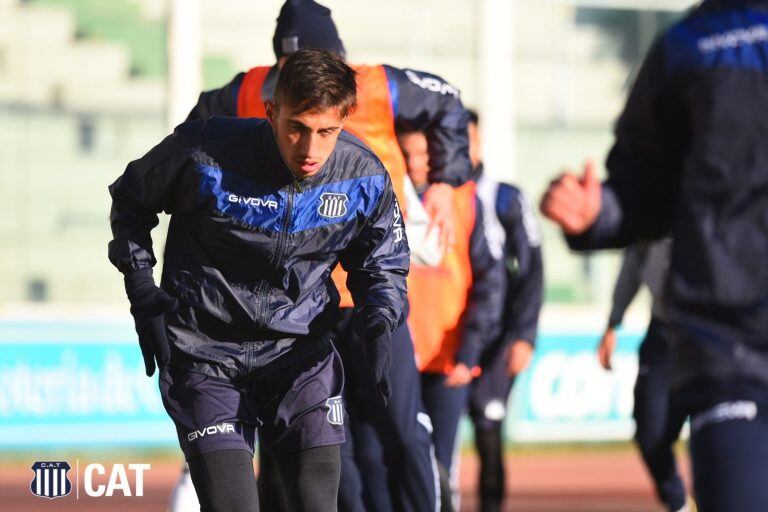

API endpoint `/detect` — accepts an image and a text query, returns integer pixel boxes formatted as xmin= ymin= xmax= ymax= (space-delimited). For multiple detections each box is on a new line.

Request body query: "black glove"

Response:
xmin=124 ymin=269 xmax=177 ymax=377
xmin=354 ymin=309 xmax=394 ymax=406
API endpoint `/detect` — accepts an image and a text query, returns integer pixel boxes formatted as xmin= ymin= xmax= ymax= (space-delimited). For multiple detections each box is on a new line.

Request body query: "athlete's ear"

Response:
xmin=265 ymin=100 xmax=276 ymax=126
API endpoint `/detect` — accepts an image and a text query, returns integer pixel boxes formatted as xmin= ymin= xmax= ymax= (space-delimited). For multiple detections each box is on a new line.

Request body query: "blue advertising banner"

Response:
xmin=507 ymin=331 xmax=643 ymax=441
xmin=0 ymin=320 xmax=176 ymax=447
xmin=1 ymin=320 xmax=647 ymax=446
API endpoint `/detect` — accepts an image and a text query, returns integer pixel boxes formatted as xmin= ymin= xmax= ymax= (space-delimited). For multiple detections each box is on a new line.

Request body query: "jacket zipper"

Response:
xmin=257 ymin=175 xmax=301 ymax=328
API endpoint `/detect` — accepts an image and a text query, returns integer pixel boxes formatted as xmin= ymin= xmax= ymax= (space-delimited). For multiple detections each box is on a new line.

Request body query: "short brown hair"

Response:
xmin=274 ymin=48 xmax=357 ymax=118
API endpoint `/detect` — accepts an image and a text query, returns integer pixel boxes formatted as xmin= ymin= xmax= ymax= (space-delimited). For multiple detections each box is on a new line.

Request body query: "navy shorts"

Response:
xmin=159 ymin=344 xmax=346 ymax=459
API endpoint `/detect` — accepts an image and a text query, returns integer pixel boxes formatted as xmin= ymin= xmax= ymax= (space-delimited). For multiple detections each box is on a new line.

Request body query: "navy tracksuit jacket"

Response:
xmin=108 ymin=117 xmax=409 ymax=381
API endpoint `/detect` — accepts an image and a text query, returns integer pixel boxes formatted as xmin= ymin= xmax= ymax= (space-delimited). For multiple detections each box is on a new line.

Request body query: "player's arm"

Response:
xmin=339 ymin=171 xmax=409 ymax=325
xmin=452 ymin=198 xmax=506 ymax=375
xmin=496 ymin=187 xmax=543 ymax=376
xmin=501 ymin=188 xmax=544 ymax=348
xmin=542 ymin=39 xmax=684 ymax=249
xmin=108 ymin=121 xmax=202 ymax=273
xmin=598 ymin=243 xmax=646 ymax=370
xmin=339 ymin=169 xmax=409 ymax=404
xmin=108 ymin=121 xmax=202 ymax=376
xmin=186 ymin=73 xmax=245 ymax=121
xmin=607 ymin=244 xmax=646 ymax=330
xmin=383 ymin=65 xmax=471 ymax=187
xmin=384 ymin=65 xmax=472 ymax=248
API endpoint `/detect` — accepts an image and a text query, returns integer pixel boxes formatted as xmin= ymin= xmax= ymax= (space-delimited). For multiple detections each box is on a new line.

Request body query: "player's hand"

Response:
xmin=135 ymin=312 xmax=173 ymax=377
xmin=505 ymin=339 xmax=534 ymax=376
xmin=423 ymin=183 xmax=456 ymax=252
xmin=445 ymin=363 xmax=473 ymax=387
xmin=124 ymin=269 xmax=178 ymax=377
xmin=355 ymin=312 xmax=393 ymax=406
xmin=597 ymin=327 xmax=617 ymax=370
xmin=540 ymin=160 xmax=601 ymax=235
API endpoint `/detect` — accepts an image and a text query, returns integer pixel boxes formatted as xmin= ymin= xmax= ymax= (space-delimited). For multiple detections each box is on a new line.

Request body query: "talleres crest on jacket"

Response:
xmin=317 ymin=192 xmax=349 ymax=219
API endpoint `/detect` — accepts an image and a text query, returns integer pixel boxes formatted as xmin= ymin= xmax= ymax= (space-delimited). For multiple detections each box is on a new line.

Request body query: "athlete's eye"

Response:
xmin=289 ymin=122 xmax=308 ymax=133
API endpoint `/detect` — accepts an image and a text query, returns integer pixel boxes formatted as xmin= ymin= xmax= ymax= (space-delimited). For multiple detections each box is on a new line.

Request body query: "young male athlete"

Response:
xmin=398 ymin=127 xmax=504 ymax=509
xmin=598 ymin=239 xmax=693 ymax=512
xmin=187 ymin=2 xmax=472 ymax=510
xmin=109 ymin=49 xmax=408 ymax=512
xmin=464 ymin=111 xmax=543 ymax=512
xmin=541 ymin=2 xmax=768 ymax=509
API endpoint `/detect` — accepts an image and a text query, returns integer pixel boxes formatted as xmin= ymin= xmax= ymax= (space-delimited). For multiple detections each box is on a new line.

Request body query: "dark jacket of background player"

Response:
xmin=566 ymin=1 xmax=768 ymax=390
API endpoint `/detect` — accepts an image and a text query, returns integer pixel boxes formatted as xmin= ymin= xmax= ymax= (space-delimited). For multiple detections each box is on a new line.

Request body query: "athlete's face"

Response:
xmin=397 ymin=131 xmax=430 ymax=189
xmin=266 ymin=100 xmax=346 ymax=178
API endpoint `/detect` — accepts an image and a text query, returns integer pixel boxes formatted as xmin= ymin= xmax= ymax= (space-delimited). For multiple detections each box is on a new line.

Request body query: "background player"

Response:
xmin=598 ymin=239 xmax=692 ymax=512
xmin=540 ymin=2 xmax=768 ymax=509
xmin=464 ymin=110 xmax=544 ymax=512
xmin=398 ymin=126 xmax=504 ymax=510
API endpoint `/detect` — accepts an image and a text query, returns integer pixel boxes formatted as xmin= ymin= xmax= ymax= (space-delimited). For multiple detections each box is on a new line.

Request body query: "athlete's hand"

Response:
xmin=540 ymin=160 xmax=601 ymax=235
xmin=355 ymin=312 xmax=393 ymax=406
xmin=124 ymin=269 xmax=178 ymax=377
xmin=505 ymin=340 xmax=534 ymax=376
xmin=445 ymin=363 xmax=473 ymax=387
xmin=423 ymin=183 xmax=456 ymax=252
xmin=597 ymin=327 xmax=617 ymax=370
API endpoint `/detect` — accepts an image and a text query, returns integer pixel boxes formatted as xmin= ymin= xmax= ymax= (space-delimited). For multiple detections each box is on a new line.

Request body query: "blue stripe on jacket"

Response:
xmin=197 ymin=163 xmax=385 ymax=233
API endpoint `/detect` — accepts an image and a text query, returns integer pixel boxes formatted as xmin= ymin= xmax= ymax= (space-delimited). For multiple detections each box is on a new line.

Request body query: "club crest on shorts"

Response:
xmin=30 ymin=461 xmax=72 ymax=499
xmin=325 ymin=396 xmax=344 ymax=425
xmin=317 ymin=193 xmax=348 ymax=219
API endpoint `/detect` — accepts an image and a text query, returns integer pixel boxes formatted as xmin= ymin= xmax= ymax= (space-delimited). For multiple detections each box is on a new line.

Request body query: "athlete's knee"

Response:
xmin=634 ymin=419 xmax=669 ymax=457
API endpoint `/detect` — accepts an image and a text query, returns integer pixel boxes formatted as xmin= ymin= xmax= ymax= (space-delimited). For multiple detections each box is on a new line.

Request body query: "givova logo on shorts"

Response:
xmin=326 ymin=396 xmax=344 ymax=425
xmin=30 ymin=461 xmax=72 ymax=499
xmin=317 ymin=193 xmax=348 ymax=219
xmin=187 ymin=422 xmax=237 ymax=442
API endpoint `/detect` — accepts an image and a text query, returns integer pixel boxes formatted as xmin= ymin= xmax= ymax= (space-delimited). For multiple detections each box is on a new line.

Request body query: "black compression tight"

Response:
xmin=475 ymin=424 xmax=505 ymax=512
xmin=271 ymin=444 xmax=341 ymax=512
xmin=188 ymin=445 xmax=340 ymax=512
xmin=188 ymin=449 xmax=260 ymax=512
